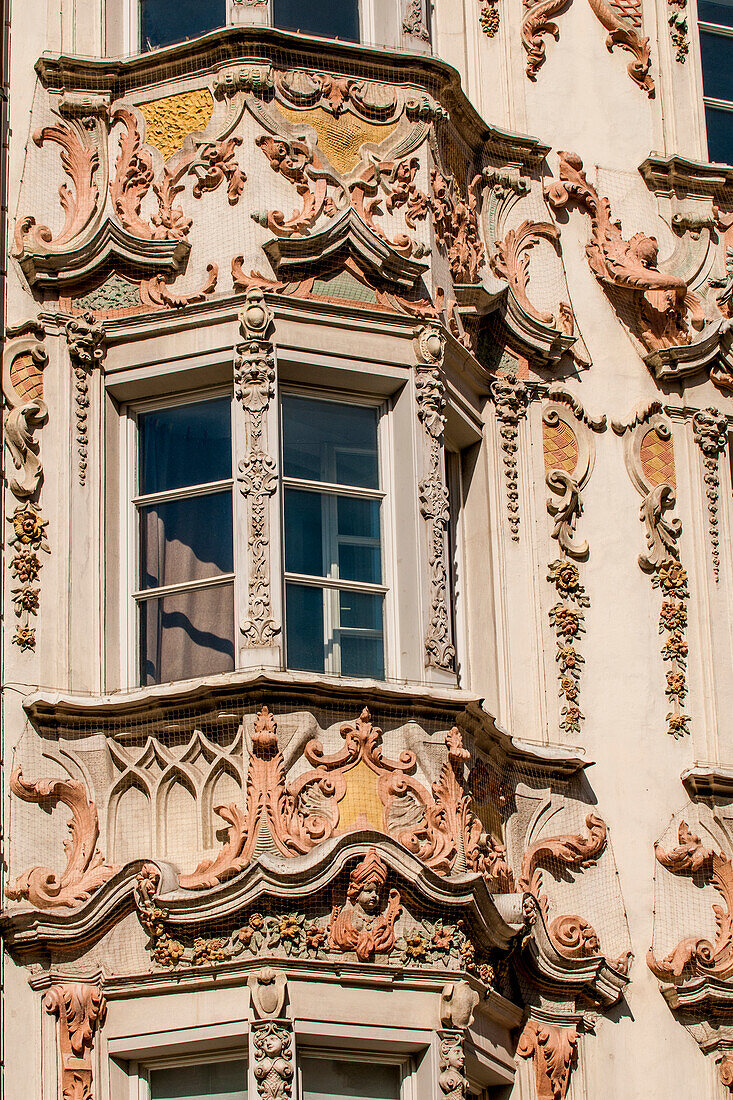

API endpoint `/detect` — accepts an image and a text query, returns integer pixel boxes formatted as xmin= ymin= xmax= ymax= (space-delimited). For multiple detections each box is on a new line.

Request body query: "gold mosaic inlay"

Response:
xmin=640 ymin=428 xmax=676 ymax=489
xmin=276 ymin=105 xmax=398 ymax=175
xmin=543 ymin=418 xmax=579 ymax=474
xmin=336 ymin=759 xmax=385 ymax=833
xmin=138 ymin=89 xmax=213 ymax=162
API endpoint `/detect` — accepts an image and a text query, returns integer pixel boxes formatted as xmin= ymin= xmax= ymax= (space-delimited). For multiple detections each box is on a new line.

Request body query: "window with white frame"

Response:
xmin=131 ymin=393 xmax=235 ymax=686
xmin=149 ymin=1059 xmax=247 ymax=1099
xmin=271 ymin=0 xmax=361 ymax=42
xmin=698 ymin=0 xmax=733 ymax=161
xmin=281 ymin=392 xmax=388 ymax=680
xmin=139 ymin=0 xmax=226 ymax=51
xmin=299 ymin=1051 xmax=406 ymax=1098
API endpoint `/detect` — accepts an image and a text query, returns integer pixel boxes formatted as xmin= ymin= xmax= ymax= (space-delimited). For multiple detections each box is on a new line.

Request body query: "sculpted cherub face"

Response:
xmin=262 ymin=1032 xmax=283 ymax=1057
xmin=356 ymin=881 xmax=381 ymax=914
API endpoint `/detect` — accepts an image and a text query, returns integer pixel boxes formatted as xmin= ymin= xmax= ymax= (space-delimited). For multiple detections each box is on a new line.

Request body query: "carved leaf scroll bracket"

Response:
xmin=5 ymin=766 xmax=116 ymax=909
xmin=546 ymin=152 xmax=703 ymax=357
xmin=517 ymin=1018 xmax=578 ymax=1100
xmin=44 ymin=982 xmax=107 ymax=1100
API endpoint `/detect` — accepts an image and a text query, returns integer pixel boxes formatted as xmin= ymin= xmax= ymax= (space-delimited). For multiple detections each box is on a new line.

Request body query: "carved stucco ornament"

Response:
xmin=414 ymin=327 xmax=456 ymax=672
xmin=692 ymin=407 xmax=728 ymax=581
xmin=517 ymin=1018 xmax=578 ymax=1100
xmin=44 ymin=982 xmax=107 ymax=1100
xmin=546 ymin=153 xmax=706 ymax=357
xmin=65 ymin=312 xmax=106 ymax=485
xmin=5 ymin=766 xmax=116 ymax=909
xmin=236 ymin=290 xmax=280 ymax=647
xmin=327 ymin=848 xmax=402 ymax=961
xmin=252 ymin=1022 xmax=294 ymax=1099
xmin=3 ymin=322 xmax=50 ymax=651
xmin=438 ymin=1031 xmax=469 ymax=1098
xmin=489 ymin=372 xmax=530 ymax=541
xmin=248 ymin=968 xmax=288 ymax=1020
xmin=522 ymin=0 xmax=653 ymax=94
xmin=614 ymin=403 xmax=690 ymax=736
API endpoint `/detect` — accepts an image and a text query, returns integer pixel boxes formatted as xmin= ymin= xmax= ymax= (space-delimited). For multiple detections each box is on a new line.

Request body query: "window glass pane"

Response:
xmin=701 ymin=31 xmax=733 ymax=101
xmin=150 ymin=1060 xmax=247 ymax=1099
xmin=141 ymin=0 xmax=226 ymax=51
xmin=337 ymin=497 xmax=382 ymax=584
xmin=282 ymin=396 xmax=379 ymax=488
xmin=300 ymin=1056 xmax=400 ymax=1100
xmin=140 ymin=582 xmax=234 ymax=685
xmin=139 ymin=398 xmax=231 ymax=495
xmin=340 ymin=592 xmax=385 ymax=679
xmin=340 ymin=590 xmax=383 ymax=631
xmin=285 ymin=583 xmax=325 ymax=672
xmin=700 ymin=0 xmax=733 ymax=25
xmin=284 ymin=489 xmax=325 ymax=577
xmin=272 ymin=0 xmax=360 ymax=41
xmin=706 ymin=104 xmax=733 ymax=163
xmin=139 ymin=492 xmax=233 ymax=590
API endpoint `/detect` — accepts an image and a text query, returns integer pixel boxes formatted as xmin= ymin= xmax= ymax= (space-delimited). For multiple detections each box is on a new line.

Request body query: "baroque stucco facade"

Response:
xmin=3 ymin=0 xmax=733 ymax=1098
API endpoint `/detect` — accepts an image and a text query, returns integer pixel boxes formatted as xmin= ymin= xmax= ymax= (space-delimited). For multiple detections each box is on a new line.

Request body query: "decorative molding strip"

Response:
xmin=3 ymin=324 xmax=50 ymax=651
xmin=415 ymin=326 xmax=456 ymax=672
xmin=489 ymin=372 xmax=530 ymax=541
xmin=517 ymin=1018 xmax=578 ymax=1100
xmin=5 ymin=767 xmax=116 ymax=909
xmin=235 ymin=289 xmax=280 ymax=647
xmin=65 ymin=312 xmax=106 ymax=485
xmin=615 ymin=405 xmax=690 ymax=736
xmin=692 ymin=407 xmax=728 ymax=581
xmin=44 ymin=982 xmax=107 ymax=1100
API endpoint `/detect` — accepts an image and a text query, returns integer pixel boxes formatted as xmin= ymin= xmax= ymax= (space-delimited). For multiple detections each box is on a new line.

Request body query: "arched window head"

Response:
xmin=140 ymin=0 xmax=226 ymax=51
xmin=272 ymin=0 xmax=361 ymax=43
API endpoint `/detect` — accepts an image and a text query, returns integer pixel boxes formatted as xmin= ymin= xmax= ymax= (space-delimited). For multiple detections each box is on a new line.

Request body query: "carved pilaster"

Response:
xmin=414 ymin=327 xmax=455 ymax=672
xmin=489 ymin=371 xmax=529 ymax=541
xmin=614 ymin=402 xmax=690 ymax=737
xmin=44 ymin=982 xmax=106 ymax=1100
xmin=3 ymin=322 xmax=49 ymax=651
xmin=252 ymin=1021 xmax=293 ymax=1099
xmin=438 ymin=1030 xmax=468 ymax=1099
xmin=65 ymin=312 xmax=105 ymax=485
xmin=692 ymin=407 xmax=728 ymax=581
xmin=236 ymin=289 xmax=280 ymax=647
xmin=517 ymin=1019 xmax=577 ymax=1100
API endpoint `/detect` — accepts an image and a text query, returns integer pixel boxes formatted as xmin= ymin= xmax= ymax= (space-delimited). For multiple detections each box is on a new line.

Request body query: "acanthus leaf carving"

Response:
xmin=44 ymin=982 xmax=106 ymax=1100
xmin=139 ymin=263 xmax=218 ymax=309
xmin=585 ymin=0 xmax=654 ymax=95
xmin=491 ymin=220 xmax=560 ymax=325
xmin=3 ymin=329 xmax=49 ymax=502
xmin=518 ymin=812 xmax=607 ymax=896
xmin=15 ymin=118 xmax=100 ymax=256
xmin=692 ymin=407 xmax=728 ymax=581
xmin=517 ymin=1019 xmax=578 ymax=1100
xmin=546 ymin=152 xmax=703 ymax=354
xmin=648 ymin=822 xmax=733 ymax=981
xmin=430 ymin=171 xmax=485 ymax=284
xmin=522 ymin=0 xmax=573 ymax=81
xmin=327 ymin=848 xmax=402 ymax=961
xmin=110 ymin=108 xmax=192 ymax=242
xmin=253 ymin=135 xmax=336 ymax=238
xmin=5 ymin=766 xmax=116 ymax=909
xmin=191 ymin=137 xmax=246 ymax=204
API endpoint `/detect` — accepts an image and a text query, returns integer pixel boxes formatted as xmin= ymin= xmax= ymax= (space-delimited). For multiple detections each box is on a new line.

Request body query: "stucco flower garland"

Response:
xmin=9 ymin=503 xmax=49 ymax=649
xmin=548 ymin=561 xmax=588 ymax=734
xmin=653 ymin=559 xmax=690 ymax=737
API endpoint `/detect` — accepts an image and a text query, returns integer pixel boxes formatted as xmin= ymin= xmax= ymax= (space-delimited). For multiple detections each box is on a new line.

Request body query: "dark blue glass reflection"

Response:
xmin=272 ymin=0 xmax=360 ymax=41
xmin=285 ymin=584 xmax=325 ymax=672
xmin=706 ymin=104 xmax=733 ymax=163
xmin=140 ymin=0 xmax=226 ymax=50
xmin=139 ymin=398 xmax=231 ymax=495
xmin=699 ymin=0 xmax=733 ymax=25
xmin=701 ymin=31 xmax=733 ymax=102
xmin=282 ymin=395 xmax=378 ymax=488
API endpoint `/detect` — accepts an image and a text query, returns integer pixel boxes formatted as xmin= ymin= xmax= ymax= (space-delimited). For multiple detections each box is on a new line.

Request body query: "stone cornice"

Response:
xmin=681 ymin=764 xmax=733 ymax=799
xmin=639 ymin=152 xmax=733 ymax=195
xmin=21 ymin=667 xmax=591 ymax=775
xmin=34 ymin=27 xmax=550 ymax=165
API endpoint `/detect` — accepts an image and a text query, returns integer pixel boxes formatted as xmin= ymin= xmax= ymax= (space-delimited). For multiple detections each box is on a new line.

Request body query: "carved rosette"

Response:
xmin=692 ymin=407 xmax=728 ymax=581
xmin=44 ymin=982 xmax=107 ymax=1100
xmin=414 ymin=328 xmax=455 ymax=672
xmin=543 ymin=389 xmax=606 ymax=734
xmin=517 ymin=1019 xmax=578 ymax=1100
xmin=614 ymin=403 xmax=690 ymax=736
xmin=5 ymin=766 xmax=116 ymax=909
xmin=3 ymin=323 xmax=50 ymax=650
xmin=489 ymin=371 xmax=530 ymax=541
xmin=236 ymin=289 xmax=280 ymax=647
xmin=65 ymin=312 xmax=106 ymax=485
xmin=546 ymin=153 xmax=705 ymax=357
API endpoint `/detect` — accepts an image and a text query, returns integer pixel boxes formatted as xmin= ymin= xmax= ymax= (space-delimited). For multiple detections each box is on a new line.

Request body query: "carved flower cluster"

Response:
xmin=548 ymin=560 xmax=590 ymax=734
xmin=652 ymin=559 xmax=690 ymax=737
xmin=8 ymin=503 xmax=50 ymax=651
